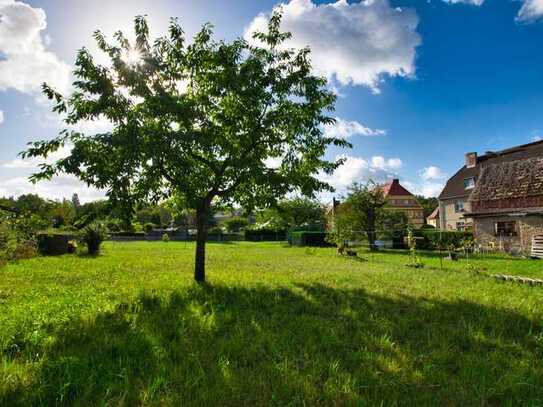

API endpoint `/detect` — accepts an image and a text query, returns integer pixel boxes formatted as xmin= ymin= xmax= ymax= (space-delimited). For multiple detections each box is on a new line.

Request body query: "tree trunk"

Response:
xmin=194 ymin=205 xmax=209 ymax=283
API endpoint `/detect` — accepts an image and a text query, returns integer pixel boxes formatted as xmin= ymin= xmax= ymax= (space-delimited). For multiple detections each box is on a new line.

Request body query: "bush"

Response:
xmin=414 ymin=230 xmax=473 ymax=250
xmin=37 ymin=232 xmax=75 ymax=256
xmin=162 ymin=233 xmax=170 ymax=242
xmin=144 ymin=222 xmax=157 ymax=233
xmin=223 ymin=216 xmax=248 ymax=232
xmin=80 ymin=222 xmax=108 ymax=255
xmin=291 ymin=231 xmax=330 ymax=247
xmin=208 ymin=226 xmax=224 ymax=234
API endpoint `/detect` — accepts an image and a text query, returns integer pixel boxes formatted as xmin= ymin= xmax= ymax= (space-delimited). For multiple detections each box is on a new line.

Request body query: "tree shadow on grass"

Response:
xmin=2 ymin=284 xmax=542 ymax=406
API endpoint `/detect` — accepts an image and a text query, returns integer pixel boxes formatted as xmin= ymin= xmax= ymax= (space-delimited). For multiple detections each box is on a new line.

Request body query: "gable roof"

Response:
xmin=382 ymin=179 xmax=415 ymax=197
xmin=427 ymin=206 xmax=439 ymax=220
xmin=439 ymin=140 xmax=543 ymax=200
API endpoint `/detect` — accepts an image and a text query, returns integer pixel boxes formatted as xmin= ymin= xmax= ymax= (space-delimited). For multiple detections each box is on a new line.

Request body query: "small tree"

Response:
xmin=23 ymin=14 xmax=347 ymax=282
xmin=330 ymin=181 xmax=387 ymax=250
xmin=276 ymin=197 xmax=325 ymax=229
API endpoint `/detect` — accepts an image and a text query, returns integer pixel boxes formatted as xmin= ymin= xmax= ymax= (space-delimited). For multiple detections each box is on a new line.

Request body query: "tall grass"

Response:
xmin=1 ymin=242 xmax=542 ymax=405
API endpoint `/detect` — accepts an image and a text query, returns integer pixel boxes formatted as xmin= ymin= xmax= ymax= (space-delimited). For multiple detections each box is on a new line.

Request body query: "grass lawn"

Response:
xmin=1 ymin=242 xmax=542 ymax=405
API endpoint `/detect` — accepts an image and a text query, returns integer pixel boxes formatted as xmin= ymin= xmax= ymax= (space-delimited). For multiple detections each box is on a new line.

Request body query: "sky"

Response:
xmin=0 ymin=0 xmax=543 ymax=202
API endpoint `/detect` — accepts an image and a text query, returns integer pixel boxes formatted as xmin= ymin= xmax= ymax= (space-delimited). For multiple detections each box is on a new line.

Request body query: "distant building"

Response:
xmin=381 ymin=179 xmax=425 ymax=228
xmin=426 ymin=207 xmax=439 ymax=228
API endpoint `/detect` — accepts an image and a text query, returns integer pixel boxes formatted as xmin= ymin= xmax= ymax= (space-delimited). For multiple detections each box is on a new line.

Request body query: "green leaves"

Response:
xmin=25 ymin=12 xmax=346 ymax=217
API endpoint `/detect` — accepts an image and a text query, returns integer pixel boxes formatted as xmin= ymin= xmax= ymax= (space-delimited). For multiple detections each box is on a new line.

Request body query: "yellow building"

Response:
xmin=381 ymin=179 xmax=425 ymax=228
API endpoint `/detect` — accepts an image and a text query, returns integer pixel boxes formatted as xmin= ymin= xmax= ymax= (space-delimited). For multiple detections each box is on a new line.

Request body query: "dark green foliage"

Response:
xmin=290 ymin=231 xmax=330 ymax=247
xmin=37 ymin=233 xmax=76 ymax=256
xmin=23 ymin=13 xmax=348 ymax=281
xmin=79 ymin=222 xmax=108 ymax=255
xmin=143 ymin=222 xmax=157 ymax=233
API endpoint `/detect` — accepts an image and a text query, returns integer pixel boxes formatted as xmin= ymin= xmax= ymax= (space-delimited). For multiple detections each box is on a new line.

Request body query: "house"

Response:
xmin=437 ymin=151 xmax=479 ymax=231
xmin=381 ymin=179 xmax=425 ymax=228
xmin=438 ymin=140 xmax=543 ymax=254
xmin=426 ymin=207 xmax=439 ymax=228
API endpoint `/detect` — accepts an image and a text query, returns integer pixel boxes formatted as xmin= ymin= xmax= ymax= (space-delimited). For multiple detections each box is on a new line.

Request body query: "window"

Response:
xmin=464 ymin=177 xmax=475 ymax=189
xmin=404 ymin=199 xmax=412 ymax=205
xmin=454 ymin=200 xmax=464 ymax=213
xmin=456 ymin=221 xmax=465 ymax=231
xmin=495 ymin=221 xmax=517 ymax=237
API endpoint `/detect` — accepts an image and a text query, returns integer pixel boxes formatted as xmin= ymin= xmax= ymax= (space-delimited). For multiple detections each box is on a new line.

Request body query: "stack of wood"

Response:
xmin=493 ymin=274 xmax=543 ymax=286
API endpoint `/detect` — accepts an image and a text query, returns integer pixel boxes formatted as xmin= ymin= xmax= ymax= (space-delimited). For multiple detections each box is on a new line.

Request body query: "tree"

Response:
xmin=22 ymin=14 xmax=347 ymax=282
xmin=276 ymin=197 xmax=325 ymax=229
xmin=330 ymin=181 xmax=387 ymax=250
xmin=71 ymin=193 xmax=81 ymax=212
xmin=223 ymin=216 xmax=249 ymax=233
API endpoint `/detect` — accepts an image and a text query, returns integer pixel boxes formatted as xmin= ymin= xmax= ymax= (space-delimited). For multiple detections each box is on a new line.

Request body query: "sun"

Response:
xmin=122 ymin=47 xmax=142 ymax=66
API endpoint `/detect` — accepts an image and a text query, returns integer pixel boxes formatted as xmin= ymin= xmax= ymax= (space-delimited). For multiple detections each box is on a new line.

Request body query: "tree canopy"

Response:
xmin=22 ymin=14 xmax=348 ymax=281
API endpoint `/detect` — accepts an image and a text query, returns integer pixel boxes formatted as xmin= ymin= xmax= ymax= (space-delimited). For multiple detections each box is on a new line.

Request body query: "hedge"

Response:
xmin=245 ymin=229 xmax=287 ymax=241
xmin=37 ymin=233 xmax=76 ymax=255
xmin=290 ymin=231 xmax=331 ymax=247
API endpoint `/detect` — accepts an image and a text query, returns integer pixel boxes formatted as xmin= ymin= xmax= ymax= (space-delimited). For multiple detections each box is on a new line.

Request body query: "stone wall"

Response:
xmin=474 ymin=214 xmax=543 ymax=254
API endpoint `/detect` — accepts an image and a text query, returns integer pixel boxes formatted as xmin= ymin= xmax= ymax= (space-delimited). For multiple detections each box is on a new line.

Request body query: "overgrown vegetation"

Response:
xmin=1 ymin=242 xmax=542 ymax=405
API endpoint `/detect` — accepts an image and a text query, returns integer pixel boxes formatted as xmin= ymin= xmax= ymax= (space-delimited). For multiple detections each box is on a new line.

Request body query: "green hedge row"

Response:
xmin=245 ymin=229 xmax=287 ymax=241
xmin=290 ymin=231 xmax=331 ymax=247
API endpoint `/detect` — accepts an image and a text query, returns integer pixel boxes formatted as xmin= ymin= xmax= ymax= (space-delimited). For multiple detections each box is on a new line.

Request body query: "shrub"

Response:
xmin=208 ymin=226 xmax=224 ymax=234
xmin=144 ymin=222 xmax=157 ymax=233
xmin=12 ymin=240 xmax=38 ymax=260
xmin=291 ymin=231 xmax=330 ymax=247
xmin=162 ymin=233 xmax=170 ymax=242
xmin=80 ymin=222 xmax=108 ymax=255
xmin=37 ymin=233 xmax=75 ymax=256
xmin=223 ymin=216 xmax=249 ymax=233
xmin=245 ymin=228 xmax=287 ymax=241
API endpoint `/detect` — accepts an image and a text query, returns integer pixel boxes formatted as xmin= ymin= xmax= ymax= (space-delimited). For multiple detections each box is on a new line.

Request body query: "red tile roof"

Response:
xmin=382 ymin=179 xmax=415 ymax=197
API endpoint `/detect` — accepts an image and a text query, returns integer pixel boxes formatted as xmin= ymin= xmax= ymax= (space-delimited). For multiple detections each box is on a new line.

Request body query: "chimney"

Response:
xmin=392 ymin=178 xmax=400 ymax=184
xmin=465 ymin=152 xmax=477 ymax=168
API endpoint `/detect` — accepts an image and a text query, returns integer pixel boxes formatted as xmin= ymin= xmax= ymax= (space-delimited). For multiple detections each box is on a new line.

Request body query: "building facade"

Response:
xmin=438 ymin=140 xmax=543 ymax=254
xmin=382 ymin=179 xmax=425 ymax=228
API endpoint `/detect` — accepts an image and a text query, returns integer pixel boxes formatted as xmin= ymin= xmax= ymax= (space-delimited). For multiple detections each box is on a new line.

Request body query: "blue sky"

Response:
xmin=1 ymin=0 xmax=542 ymax=201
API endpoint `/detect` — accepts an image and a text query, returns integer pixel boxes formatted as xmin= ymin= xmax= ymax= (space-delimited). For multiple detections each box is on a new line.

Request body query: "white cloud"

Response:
xmin=245 ymin=0 xmax=421 ymax=93
xmin=532 ymin=134 xmax=542 ymax=142
xmin=323 ymin=117 xmax=385 ymax=139
xmin=320 ymin=154 xmax=402 ymax=192
xmin=0 ymin=110 xmax=4 ymax=125
xmin=2 ymin=144 xmax=71 ymax=169
xmin=517 ymin=0 xmax=543 ymax=22
xmin=442 ymin=0 xmax=484 ymax=5
xmin=0 ymin=174 xmax=105 ymax=203
xmin=419 ymin=165 xmax=447 ymax=180
xmin=0 ymin=0 xmax=71 ymax=95
xmin=403 ymin=180 xmax=444 ymax=198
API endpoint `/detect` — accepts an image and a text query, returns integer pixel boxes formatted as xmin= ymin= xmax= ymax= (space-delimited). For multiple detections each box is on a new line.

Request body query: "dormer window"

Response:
xmin=464 ymin=177 xmax=475 ymax=189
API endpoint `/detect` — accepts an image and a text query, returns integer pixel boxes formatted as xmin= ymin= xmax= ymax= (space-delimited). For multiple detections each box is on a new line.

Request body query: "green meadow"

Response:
xmin=1 ymin=242 xmax=542 ymax=405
